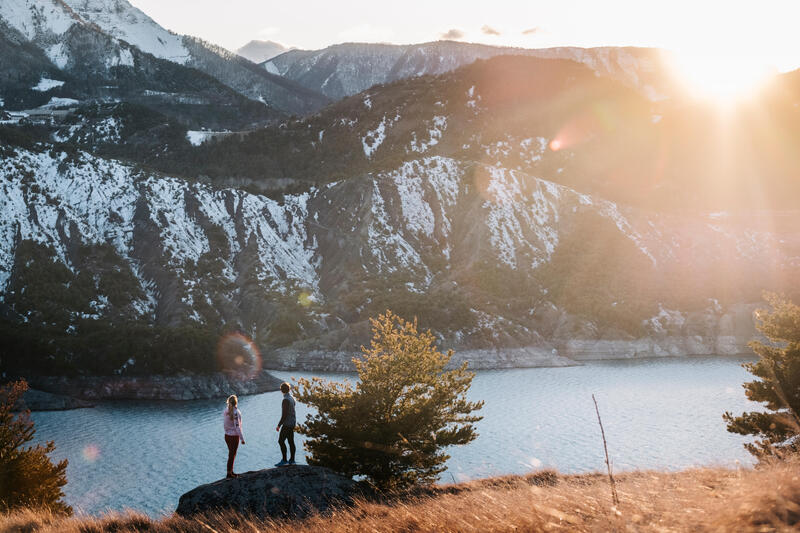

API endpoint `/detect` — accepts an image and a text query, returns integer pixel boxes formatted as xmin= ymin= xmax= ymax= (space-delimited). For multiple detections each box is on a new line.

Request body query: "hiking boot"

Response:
xmin=274 ymin=459 xmax=289 ymax=467
xmin=288 ymin=459 xmax=297 ymax=465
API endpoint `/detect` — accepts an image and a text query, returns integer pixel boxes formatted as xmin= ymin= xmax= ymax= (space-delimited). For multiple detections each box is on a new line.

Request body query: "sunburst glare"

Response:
xmin=668 ymin=48 xmax=773 ymax=105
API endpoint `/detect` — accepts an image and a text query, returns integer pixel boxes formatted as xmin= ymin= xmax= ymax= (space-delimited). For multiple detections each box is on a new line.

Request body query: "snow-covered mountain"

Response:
xmin=0 ymin=140 xmax=791 ymax=374
xmin=0 ymin=0 xmax=328 ymax=115
xmin=237 ymin=40 xmax=289 ymax=64
xmin=263 ymin=41 xmax=675 ymax=101
xmin=51 ymin=0 xmax=191 ymax=63
xmin=2 ymin=38 xmax=798 ymax=376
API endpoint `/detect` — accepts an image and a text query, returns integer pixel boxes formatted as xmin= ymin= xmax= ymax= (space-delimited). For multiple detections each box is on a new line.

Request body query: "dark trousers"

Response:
xmin=278 ymin=425 xmax=295 ymax=461
xmin=225 ymin=434 xmax=239 ymax=473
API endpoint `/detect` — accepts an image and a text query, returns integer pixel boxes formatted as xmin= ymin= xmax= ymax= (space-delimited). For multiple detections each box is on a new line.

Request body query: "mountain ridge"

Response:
xmin=262 ymin=40 xmax=676 ymax=102
xmin=0 ymin=0 xmax=329 ymax=115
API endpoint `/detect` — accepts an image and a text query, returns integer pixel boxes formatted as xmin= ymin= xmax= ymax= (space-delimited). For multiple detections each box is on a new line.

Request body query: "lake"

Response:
xmin=30 ymin=356 xmax=757 ymax=516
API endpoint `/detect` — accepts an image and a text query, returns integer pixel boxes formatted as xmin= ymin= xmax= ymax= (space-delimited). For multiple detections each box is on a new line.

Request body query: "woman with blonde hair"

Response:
xmin=223 ymin=394 xmax=245 ymax=478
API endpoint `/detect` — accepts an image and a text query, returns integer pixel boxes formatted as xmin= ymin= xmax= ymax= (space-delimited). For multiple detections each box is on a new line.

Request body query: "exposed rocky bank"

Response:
xmin=264 ymin=303 xmax=759 ymax=371
xmin=25 ymin=370 xmax=283 ymax=403
xmin=13 ymin=388 xmax=94 ymax=412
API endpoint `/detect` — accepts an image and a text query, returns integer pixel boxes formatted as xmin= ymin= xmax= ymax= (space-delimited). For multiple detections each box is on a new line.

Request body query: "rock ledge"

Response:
xmin=176 ymin=465 xmax=356 ymax=519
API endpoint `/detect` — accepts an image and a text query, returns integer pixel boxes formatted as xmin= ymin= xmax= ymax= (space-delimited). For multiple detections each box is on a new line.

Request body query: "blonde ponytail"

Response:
xmin=226 ymin=395 xmax=238 ymax=421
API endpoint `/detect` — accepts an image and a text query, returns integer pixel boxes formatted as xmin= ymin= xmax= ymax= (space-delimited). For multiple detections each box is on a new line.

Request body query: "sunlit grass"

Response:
xmin=3 ymin=457 xmax=799 ymax=532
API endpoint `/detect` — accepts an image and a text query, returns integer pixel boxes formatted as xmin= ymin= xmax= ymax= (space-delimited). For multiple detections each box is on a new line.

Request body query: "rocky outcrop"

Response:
xmin=27 ymin=370 xmax=282 ymax=401
xmin=176 ymin=465 xmax=356 ymax=519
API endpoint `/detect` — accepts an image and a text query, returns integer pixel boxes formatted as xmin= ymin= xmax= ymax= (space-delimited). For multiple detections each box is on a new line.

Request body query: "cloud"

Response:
xmin=440 ymin=28 xmax=465 ymax=40
xmin=259 ymin=26 xmax=279 ymax=37
xmin=481 ymin=25 xmax=501 ymax=36
xmin=522 ymin=27 xmax=542 ymax=35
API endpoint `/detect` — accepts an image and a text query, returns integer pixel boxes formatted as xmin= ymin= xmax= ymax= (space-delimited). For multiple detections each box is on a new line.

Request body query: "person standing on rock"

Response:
xmin=275 ymin=382 xmax=297 ymax=466
xmin=223 ymin=394 xmax=245 ymax=478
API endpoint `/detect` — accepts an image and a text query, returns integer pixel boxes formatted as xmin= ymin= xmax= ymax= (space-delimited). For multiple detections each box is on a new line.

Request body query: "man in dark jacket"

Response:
xmin=275 ymin=381 xmax=297 ymax=466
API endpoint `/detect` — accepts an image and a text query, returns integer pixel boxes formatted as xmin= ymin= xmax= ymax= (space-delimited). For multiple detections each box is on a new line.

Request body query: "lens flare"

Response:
xmin=216 ymin=333 xmax=262 ymax=379
xmin=298 ymin=291 xmax=315 ymax=307
xmin=82 ymin=444 xmax=100 ymax=462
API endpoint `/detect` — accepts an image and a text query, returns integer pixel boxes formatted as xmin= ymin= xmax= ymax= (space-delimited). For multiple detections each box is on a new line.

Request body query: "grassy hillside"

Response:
xmin=2 ymin=459 xmax=798 ymax=532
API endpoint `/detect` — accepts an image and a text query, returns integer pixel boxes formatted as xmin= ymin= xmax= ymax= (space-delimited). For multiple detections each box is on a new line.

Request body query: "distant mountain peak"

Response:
xmin=236 ymin=39 xmax=289 ymax=63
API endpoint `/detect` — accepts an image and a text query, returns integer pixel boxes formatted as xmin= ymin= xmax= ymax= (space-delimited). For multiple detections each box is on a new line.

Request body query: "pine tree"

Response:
xmin=295 ymin=311 xmax=483 ymax=491
xmin=724 ymin=294 xmax=800 ymax=457
xmin=0 ymin=380 xmax=71 ymax=514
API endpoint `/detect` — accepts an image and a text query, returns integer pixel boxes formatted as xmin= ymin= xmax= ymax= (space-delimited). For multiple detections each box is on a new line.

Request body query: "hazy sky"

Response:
xmin=129 ymin=0 xmax=800 ymax=72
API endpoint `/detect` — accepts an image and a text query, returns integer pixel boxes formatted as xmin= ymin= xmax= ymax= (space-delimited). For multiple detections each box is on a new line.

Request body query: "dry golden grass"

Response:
xmin=2 ymin=460 xmax=798 ymax=533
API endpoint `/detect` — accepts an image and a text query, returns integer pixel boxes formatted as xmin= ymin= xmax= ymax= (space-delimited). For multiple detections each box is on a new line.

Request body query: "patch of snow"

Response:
xmin=41 ymin=97 xmax=78 ymax=108
xmin=32 ymin=77 xmax=65 ymax=92
xmin=481 ymin=166 xmax=562 ymax=268
xmin=46 ymin=43 xmax=69 ymax=69
xmin=362 ymin=114 xmax=399 ymax=158
xmin=466 ymin=85 xmax=480 ymax=109
xmin=187 ymin=130 xmax=211 ymax=146
xmin=409 ymin=115 xmax=447 ymax=153
xmin=264 ymin=61 xmax=279 ymax=75
xmin=107 ymin=47 xmax=134 ymax=68
xmin=367 ymin=181 xmax=430 ymax=283
xmin=363 ymin=95 xmax=372 ymax=109
xmin=389 ymin=157 xmax=460 ymax=240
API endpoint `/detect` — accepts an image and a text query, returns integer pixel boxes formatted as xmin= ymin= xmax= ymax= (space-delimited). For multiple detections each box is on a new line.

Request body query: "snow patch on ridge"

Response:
xmin=362 ymin=113 xmax=398 ymax=158
xmin=367 ymin=181 xmax=430 ymax=283
xmin=390 ymin=157 xmax=460 ymax=241
xmin=409 ymin=115 xmax=447 ymax=153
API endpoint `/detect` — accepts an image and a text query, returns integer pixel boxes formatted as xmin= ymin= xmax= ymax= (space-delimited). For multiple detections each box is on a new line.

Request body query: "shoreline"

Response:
xmin=263 ymin=345 xmax=754 ymax=372
xmin=14 ymin=350 xmax=754 ymax=410
xmin=13 ymin=370 xmax=283 ymax=411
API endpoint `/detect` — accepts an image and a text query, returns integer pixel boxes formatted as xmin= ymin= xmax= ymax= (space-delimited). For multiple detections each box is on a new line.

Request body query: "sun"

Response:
xmin=668 ymin=48 xmax=773 ymax=105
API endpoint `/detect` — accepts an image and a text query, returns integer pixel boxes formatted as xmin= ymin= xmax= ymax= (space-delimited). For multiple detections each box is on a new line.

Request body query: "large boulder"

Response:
xmin=176 ymin=465 xmax=356 ymax=519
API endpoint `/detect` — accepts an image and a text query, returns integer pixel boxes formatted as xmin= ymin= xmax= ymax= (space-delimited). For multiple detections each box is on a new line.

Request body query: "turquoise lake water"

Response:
xmin=30 ymin=356 xmax=757 ymax=516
